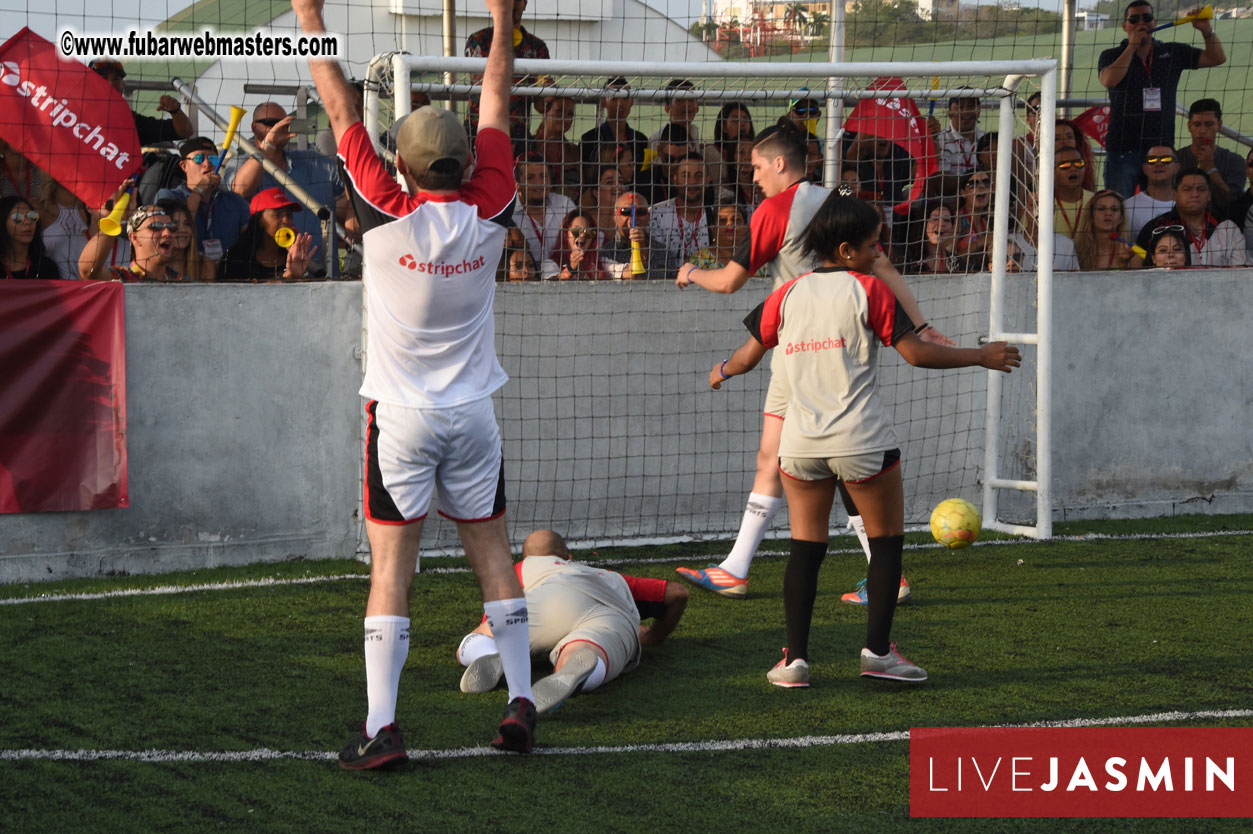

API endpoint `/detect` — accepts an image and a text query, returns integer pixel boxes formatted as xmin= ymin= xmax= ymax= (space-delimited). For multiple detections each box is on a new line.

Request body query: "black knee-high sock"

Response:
xmin=784 ymin=539 xmax=828 ymax=662
xmin=865 ymin=535 xmax=904 ymax=656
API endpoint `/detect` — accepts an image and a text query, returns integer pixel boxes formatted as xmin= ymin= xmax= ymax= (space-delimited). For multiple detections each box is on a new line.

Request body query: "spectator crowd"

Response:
xmin=4 ymin=1 xmax=1252 ymax=286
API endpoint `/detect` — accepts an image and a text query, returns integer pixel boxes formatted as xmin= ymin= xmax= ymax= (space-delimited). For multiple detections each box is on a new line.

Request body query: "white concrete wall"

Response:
xmin=1 ymin=270 xmax=1249 ymax=582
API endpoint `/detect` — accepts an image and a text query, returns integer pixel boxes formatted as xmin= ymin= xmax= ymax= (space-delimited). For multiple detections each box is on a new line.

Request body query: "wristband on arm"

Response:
xmin=719 ymin=359 xmax=732 ymax=380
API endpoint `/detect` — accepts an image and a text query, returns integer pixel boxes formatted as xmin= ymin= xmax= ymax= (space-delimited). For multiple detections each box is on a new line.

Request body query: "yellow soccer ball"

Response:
xmin=930 ymin=498 xmax=982 ymax=549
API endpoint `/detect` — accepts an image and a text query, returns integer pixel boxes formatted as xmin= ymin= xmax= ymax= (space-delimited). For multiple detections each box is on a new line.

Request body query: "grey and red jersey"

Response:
xmin=745 ymin=267 xmax=916 ymax=458
xmin=337 ymin=121 xmax=516 ymax=408
xmin=730 ymin=180 xmax=830 ymax=288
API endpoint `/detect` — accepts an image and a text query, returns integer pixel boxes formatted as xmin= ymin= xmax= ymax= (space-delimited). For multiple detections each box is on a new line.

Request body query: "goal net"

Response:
xmin=364 ymin=57 xmax=1055 ymax=552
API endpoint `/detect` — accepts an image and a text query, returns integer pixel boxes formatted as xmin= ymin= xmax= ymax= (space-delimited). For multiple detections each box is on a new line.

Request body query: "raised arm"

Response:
xmin=476 ymin=0 xmax=516 ymax=135
xmin=1099 ymin=30 xmax=1149 ymax=89
xmin=292 ymin=0 xmax=360 ymax=145
xmin=1194 ymin=12 xmax=1226 ymax=67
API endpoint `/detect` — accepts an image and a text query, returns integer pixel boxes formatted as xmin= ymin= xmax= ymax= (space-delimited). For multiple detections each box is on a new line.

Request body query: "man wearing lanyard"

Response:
xmin=511 ymin=152 xmax=575 ymax=266
xmin=1098 ymin=2 xmax=1225 ymax=199
xmin=650 ymin=153 xmax=711 ymax=262
xmin=157 ymin=138 xmax=250 ymax=268
xmin=1131 ymin=167 xmax=1246 ymax=267
xmin=931 ymin=90 xmax=984 ymax=196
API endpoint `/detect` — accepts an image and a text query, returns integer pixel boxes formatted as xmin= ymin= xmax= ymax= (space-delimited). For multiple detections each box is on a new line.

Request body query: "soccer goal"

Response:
xmin=360 ymin=56 xmax=1056 ymax=551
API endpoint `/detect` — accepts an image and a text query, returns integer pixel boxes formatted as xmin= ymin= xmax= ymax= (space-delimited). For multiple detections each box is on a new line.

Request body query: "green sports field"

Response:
xmin=2 ymin=514 xmax=1251 ymax=832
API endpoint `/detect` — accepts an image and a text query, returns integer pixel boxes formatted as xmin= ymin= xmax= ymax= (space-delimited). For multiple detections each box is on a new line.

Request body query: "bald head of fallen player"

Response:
xmin=522 ymin=529 xmax=572 ymax=559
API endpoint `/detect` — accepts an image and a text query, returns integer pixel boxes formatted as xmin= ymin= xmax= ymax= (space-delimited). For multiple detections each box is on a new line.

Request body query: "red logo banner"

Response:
xmin=1072 ymin=105 xmax=1111 ymax=148
xmin=911 ymin=726 xmax=1252 ymax=817
xmin=0 ymin=281 xmax=128 ymax=513
xmin=844 ymin=77 xmax=938 ymax=213
xmin=0 ymin=27 xmax=141 ymax=210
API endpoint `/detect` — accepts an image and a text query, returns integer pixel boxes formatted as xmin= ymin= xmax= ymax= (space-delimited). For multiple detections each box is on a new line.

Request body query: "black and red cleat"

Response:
xmin=490 ymin=697 xmax=537 ymax=754
xmin=338 ymin=722 xmax=409 ymax=770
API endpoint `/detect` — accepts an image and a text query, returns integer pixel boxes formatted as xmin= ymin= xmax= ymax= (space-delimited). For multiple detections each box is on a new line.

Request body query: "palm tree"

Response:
xmin=784 ymin=3 xmax=810 ymax=33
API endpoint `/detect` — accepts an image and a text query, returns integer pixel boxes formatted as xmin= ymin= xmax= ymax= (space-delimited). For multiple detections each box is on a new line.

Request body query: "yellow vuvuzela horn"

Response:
xmin=98 ymin=191 xmax=130 ymax=237
xmin=214 ymin=105 xmax=247 ymax=173
xmin=1152 ymin=5 xmax=1212 ymax=30
xmin=275 ymin=226 xmax=296 ymax=248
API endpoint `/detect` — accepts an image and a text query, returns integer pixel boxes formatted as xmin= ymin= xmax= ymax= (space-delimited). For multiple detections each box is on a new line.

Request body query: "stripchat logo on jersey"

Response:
xmin=785 ymin=336 xmax=847 ymax=355
xmin=397 ymin=253 xmax=488 ymax=277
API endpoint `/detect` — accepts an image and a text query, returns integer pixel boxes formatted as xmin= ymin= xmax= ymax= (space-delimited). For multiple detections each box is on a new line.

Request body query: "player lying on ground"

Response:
xmin=674 ymin=122 xmax=952 ymax=605
xmin=295 ymin=0 xmax=538 ymax=768
xmin=456 ymin=529 xmax=689 ymax=713
xmin=709 ymin=193 xmax=1019 ymax=687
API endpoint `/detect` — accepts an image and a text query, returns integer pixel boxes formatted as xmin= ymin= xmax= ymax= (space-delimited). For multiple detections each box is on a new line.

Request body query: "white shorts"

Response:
xmin=779 ymin=448 xmax=901 ymax=484
xmin=364 ymin=397 xmax=505 ymax=524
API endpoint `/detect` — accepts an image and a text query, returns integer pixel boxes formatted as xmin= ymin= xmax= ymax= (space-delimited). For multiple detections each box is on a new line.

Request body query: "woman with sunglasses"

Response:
xmin=1056 ymin=120 xmax=1097 ymax=192
xmin=84 ymin=205 xmax=185 ymax=282
xmin=1054 ymin=146 xmax=1095 ymax=241
xmin=953 ymin=169 xmax=993 ymax=261
xmin=0 ymin=195 xmax=59 ymax=280
xmin=1143 ymin=225 xmax=1192 ymax=268
xmin=549 ymin=209 xmax=608 ymax=281
xmin=1074 ymin=190 xmax=1134 ymax=270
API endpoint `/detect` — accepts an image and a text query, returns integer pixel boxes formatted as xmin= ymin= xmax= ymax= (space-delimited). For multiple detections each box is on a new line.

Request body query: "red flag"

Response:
xmin=844 ymin=77 xmax=937 ymax=213
xmin=1072 ymin=105 xmax=1110 ymax=148
xmin=0 ymin=281 xmax=128 ymax=513
xmin=0 ymin=28 xmax=141 ymax=210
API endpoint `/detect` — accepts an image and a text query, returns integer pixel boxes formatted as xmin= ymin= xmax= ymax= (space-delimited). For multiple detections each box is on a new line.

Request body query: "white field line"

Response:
xmin=2 ymin=528 xmax=1249 ymax=607
xmin=1 ymin=709 xmax=1249 ymax=763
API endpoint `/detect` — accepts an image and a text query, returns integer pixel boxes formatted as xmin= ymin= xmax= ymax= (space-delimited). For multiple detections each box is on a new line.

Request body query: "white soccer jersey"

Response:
xmin=339 ymin=121 xmax=516 ymax=408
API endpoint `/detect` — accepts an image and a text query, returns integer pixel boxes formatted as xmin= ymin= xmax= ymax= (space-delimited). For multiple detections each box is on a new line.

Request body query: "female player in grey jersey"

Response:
xmin=710 ymin=193 xmax=1019 ymax=686
xmin=675 ymin=121 xmax=952 ymax=603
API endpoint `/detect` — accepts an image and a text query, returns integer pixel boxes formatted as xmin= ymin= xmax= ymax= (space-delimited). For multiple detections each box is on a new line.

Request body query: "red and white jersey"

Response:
xmin=745 ymin=267 xmax=915 ymax=458
xmin=338 ymin=121 xmax=516 ymax=408
xmin=730 ymin=180 xmax=830 ymax=288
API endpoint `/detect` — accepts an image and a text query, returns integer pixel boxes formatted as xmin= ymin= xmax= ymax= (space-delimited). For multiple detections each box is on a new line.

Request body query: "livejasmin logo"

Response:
xmin=909 ymin=726 xmax=1251 ymax=818
xmin=926 ymin=754 xmax=1234 ymax=793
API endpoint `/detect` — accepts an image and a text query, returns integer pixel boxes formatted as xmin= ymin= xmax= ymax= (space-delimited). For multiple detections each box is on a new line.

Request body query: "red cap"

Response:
xmin=249 ymin=187 xmax=302 ymax=214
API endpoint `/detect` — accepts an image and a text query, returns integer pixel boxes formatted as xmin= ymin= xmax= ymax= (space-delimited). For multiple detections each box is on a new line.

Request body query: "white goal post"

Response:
xmin=360 ymin=55 xmax=1056 ymax=545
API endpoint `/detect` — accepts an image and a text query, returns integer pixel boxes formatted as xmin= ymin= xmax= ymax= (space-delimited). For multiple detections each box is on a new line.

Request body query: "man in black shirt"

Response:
xmin=90 ymin=59 xmax=191 ymax=146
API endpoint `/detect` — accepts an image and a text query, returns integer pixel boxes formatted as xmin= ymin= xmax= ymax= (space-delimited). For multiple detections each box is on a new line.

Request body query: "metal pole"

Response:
xmin=1034 ymin=66 xmax=1056 ymax=539
xmin=1060 ymin=0 xmax=1076 ymax=117
xmin=443 ymin=0 xmax=458 ymax=113
xmin=824 ymin=0 xmax=845 ymax=188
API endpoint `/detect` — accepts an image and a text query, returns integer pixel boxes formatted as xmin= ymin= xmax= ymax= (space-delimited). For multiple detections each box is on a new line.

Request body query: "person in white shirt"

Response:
xmin=1131 ymin=167 xmax=1247 ymax=267
xmin=513 ymin=152 xmax=576 ymax=264
xmin=930 ymin=89 xmax=985 ymax=194
xmin=1125 ymin=145 xmax=1179 ymax=238
xmin=650 ymin=153 xmax=711 ymax=261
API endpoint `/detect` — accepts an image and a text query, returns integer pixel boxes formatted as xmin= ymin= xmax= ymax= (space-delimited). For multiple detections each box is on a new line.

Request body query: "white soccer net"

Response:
xmin=366 ymin=58 xmax=1056 ymax=550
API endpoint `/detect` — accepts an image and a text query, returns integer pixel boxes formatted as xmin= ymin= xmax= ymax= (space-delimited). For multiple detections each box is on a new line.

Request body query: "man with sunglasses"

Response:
xmin=602 ymin=192 xmax=679 ymax=280
xmin=1098 ymin=2 xmax=1225 ymax=198
xmin=1131 ymin=167 xmax=1245 ymax=267
xmin=157 ymin=137 xmax=250 ymax=267
xmin=1125 ymin=144 xmax=1179 ymax=237
xmin=86 ymin=205 xmax=184 ymax=282
xmin=229 ymin=102 xmax=345 ymax=277
xmin=89 ymin=58 xmax=192 ymax=145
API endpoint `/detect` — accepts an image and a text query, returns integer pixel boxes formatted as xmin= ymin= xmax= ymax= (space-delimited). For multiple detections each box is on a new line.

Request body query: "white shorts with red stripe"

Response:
xmin=364 ymin=397 xmax=506 ymax=524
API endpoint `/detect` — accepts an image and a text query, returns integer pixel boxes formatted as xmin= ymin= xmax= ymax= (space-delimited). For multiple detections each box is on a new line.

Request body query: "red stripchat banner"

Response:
xmin=910 ymin=726 xmax=1252 ymax=817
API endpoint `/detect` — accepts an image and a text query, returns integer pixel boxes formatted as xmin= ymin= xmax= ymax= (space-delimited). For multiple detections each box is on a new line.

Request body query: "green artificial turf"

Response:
xmin=1 ymin=515 xmax=1250 ymax=832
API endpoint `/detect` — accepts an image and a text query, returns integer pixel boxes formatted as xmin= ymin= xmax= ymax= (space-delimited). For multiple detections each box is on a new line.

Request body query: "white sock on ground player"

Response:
xmin=363 ymin=615 xmax=409 ymax=738
xmin=848 ymin=515 xmax=872 ymax=564
xmin=718 ymin=492 xmax=782 ymax=579
xmin=483 ymin=598 xmax=534 ymax=703
xmin=579 ymin=657 xmax=607 ymax=693
xmin=456 ymin=631 xmax=498 ymax=666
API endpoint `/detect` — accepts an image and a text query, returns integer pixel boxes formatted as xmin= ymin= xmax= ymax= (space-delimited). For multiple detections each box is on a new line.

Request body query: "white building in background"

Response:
xmin=916 ymin=0 xmax=960 ymax=18
xmin=189 ymin=0 xmax=719 ymax=139
xmin=1075 ymin=11 xmax=1111 ymax=29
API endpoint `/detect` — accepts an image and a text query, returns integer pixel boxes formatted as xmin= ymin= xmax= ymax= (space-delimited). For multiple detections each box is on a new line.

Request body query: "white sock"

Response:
xmin=364 ymin=615 xmax=409 ymax=738
xmin=456 ymin=631 xmax=498 ymax=667
xmin=579 ymin=657 xmax=607 ymax=693
xmin=718 ymin=492 xmax=782 ymax=579
xmin=483 ymin=598 xmax=534 ymax=703
xmin=848 ymin=514 xmax=872 ymax=565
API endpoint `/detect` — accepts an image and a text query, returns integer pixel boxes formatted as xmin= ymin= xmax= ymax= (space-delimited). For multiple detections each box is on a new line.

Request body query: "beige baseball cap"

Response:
xmin=395 ymin=106 xmax=470 ymax=173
